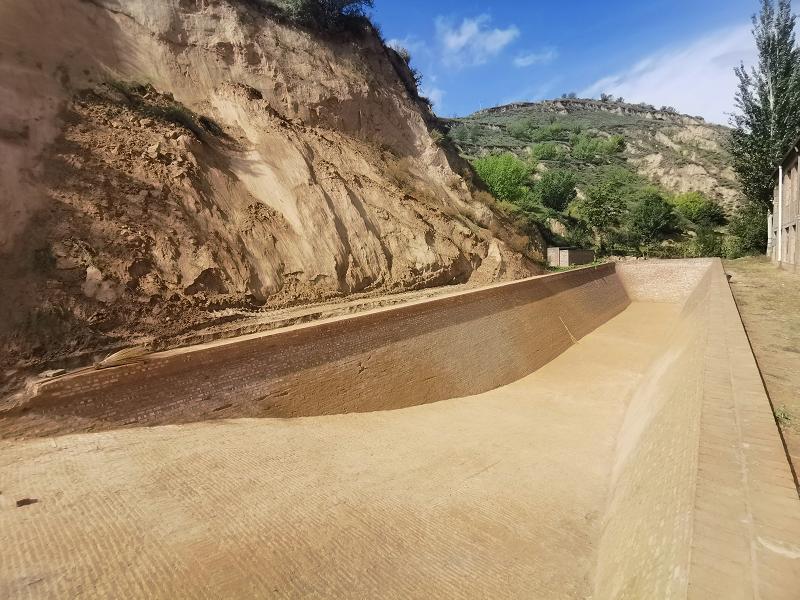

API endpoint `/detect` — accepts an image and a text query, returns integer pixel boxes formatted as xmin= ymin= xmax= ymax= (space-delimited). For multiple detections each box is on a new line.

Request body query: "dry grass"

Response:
xmin=385 ymin=156 xmax=415 ymax=191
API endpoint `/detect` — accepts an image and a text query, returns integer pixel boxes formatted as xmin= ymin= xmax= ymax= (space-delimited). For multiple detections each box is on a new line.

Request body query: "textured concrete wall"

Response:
xmin=595 ymin=259 xmax=800 ymax=599
xmin=19 ymin=263 xmax=629 ymax=435
xmin=594 ymin=263 xmax=712 ymax=599
xmin=615 ymin=258 xmax=715 ymax=302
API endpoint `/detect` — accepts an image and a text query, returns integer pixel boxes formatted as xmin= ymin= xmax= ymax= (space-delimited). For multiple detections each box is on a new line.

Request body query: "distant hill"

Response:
xmin=447 ymin=98 xmax=741 ymax=211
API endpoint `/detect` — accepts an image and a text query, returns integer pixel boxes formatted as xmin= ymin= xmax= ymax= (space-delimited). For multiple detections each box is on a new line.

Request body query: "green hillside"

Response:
xmin=448 ymin=98 xmax=740 ymax=211
xmin=443 ymin=98 xmax=746 ymax=258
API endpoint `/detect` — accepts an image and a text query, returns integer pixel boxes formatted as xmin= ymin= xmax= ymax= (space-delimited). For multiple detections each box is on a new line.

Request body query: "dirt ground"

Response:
xmin=0 ymin=303 xmax=679 ymax=599
xmin=724 ymin=257 xmax=800 ymax=489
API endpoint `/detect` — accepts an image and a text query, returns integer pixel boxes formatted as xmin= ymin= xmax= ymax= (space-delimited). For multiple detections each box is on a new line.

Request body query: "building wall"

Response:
xmin=771 ymin=152 xmax=800 ymax=269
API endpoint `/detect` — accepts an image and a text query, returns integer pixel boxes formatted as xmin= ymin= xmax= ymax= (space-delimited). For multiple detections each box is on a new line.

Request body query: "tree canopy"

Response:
xmin=730 ymin=0 xmax=800 ymax=209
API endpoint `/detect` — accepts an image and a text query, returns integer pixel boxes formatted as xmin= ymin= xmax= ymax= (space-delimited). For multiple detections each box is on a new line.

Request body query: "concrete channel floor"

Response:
xmin=2 ymin=302 xmax=682 ymax=598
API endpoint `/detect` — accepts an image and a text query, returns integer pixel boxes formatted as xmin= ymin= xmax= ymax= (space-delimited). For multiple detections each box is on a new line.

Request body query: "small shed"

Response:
xmin=547 ymin=247 xmax=595 ymax=268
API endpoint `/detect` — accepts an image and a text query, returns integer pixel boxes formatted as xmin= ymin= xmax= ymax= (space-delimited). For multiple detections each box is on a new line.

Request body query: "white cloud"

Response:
xmin=581 ymin=25 xmax=756 ymax=124
xmin=435 ymin=15 xmax=519 ymax=68
xmin=513 ymin=49 xmax=558 ymax=68
xmin=420 ymin=84 xmax=445 ymax=111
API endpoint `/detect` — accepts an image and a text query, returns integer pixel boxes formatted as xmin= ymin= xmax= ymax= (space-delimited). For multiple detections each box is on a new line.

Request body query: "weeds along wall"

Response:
xmin=19 ymin=264 xmax=629 ymax=436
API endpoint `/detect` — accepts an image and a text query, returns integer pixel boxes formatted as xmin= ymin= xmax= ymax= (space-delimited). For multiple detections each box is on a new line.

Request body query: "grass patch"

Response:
xmin=775 ymin=405 xmax=793 ymax=427
xmin=104 ymin=80 xmax=218 ymax=139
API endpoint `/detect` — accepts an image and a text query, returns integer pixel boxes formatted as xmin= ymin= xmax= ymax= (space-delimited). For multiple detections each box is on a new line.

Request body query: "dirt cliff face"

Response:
xmin=0 ymin=0 xmax=540 ymax=375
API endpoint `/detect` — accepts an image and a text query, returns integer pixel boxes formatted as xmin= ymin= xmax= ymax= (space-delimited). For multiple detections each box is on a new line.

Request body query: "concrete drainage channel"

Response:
xmin=1 ymin=259 xmax=798 ymax=598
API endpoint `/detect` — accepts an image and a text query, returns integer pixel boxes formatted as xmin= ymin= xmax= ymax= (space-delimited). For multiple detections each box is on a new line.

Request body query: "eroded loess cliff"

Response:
xmin=0 ymin=0 xmax=541 ymax=379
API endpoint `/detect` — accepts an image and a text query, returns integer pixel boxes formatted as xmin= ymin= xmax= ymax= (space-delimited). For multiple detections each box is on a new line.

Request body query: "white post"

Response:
xmin=768 ymin=211 xmax=773 ymax=257
xmin=778 ymin=166 xmax=783 ymax=263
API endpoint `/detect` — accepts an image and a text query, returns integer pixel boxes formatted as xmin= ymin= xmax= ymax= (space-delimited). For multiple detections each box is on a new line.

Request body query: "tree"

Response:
xmin=730 ymin=0 xmax=800 ymax=209
xmin=471 ymin=153 xmax=531 ymax=202
xmin=625 ymin=190 xmax=676 ymax=253
xmin=574 ymin=180 xmax=626 ymax=253
xmin=279 ymin=0 xmax=374 ymax=29
xmin=727 ymin=200 xmax=769 ymax=256
xmin=532 ymin=169 xmax=577 ymax=212
xmin=673 ymin=191 xmax=727 ymax=228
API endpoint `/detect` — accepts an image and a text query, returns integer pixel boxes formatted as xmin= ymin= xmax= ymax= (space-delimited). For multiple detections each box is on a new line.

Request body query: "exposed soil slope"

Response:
xmin=0 ymin=0 xmax=541 ymax=380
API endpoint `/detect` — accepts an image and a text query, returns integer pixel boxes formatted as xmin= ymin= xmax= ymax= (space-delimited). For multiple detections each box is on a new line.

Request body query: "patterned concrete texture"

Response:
xmin=1 ymin=259 xmax=798 ymax=598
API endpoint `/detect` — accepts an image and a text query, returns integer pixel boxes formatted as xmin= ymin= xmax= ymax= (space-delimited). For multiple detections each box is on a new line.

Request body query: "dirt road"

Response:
xmin=724 ymin=257 xmax=800 ymax=490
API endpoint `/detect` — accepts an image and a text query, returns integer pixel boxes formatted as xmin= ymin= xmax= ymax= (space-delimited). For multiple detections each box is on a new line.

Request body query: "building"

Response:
xmin=770 ymin=143 xmax=800 ymax=271
xmin=547 ymin=247 xmax=595 ymax=268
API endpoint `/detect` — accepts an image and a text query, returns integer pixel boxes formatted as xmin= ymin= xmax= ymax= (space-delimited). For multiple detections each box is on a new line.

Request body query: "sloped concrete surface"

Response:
xmin=1 ymin=260 xmax=798 ymax=598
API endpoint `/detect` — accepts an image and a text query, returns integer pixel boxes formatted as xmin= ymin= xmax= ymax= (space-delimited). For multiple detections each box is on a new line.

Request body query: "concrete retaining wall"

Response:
xmin=596 ymin=259 xmax=800 ymax=598
xmin=21 ymin=263 xmax=629 ymax=433
xmin=7 ymin=258 xmax=799 ymax=597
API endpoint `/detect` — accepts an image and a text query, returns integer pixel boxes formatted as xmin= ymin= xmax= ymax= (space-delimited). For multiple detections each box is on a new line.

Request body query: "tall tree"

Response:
xmin=730 ymin=0 xmax=800 ymax=209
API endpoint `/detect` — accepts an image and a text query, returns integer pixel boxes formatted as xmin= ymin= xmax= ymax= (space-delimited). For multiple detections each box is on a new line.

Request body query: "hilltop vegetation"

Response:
xmin=445 ymin=98 xmax=751 ymax=258
xmin=449 ymin=98 xmax=740 ymax=207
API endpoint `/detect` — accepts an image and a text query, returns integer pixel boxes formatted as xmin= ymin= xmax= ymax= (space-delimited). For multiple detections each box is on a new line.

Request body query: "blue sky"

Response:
xmin=372 ymin=0 xmax=760 ymax=124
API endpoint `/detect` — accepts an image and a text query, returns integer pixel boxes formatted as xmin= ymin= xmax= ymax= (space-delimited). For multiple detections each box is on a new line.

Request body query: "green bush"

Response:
xmin=276 ymin=0 xmax=373 ymax=29
xmin=563 ymin=221 xmax=593 ymax=248
xmin=672 ymin=191 xmax=727 ymax=228
xmin=508 ymin=121 xmax=579 ymax=143
xmin=471 ymin=153 xmax=532 ymax=203
xmin=530 ymin=142 xmax=563 ymax=161
xmin=529 ymin=123 xmax=570 ymax=142
xmin=507 ymin=118 xmax=536 ymax=141
xmin=573 ymin=179 xmax=626 ymax=253
xmin=429 ymin=129 xmax=447 ymax=146
xmin=603 ymin=134 xmax=625 ymax=154
xmin=571 ymin=134 xmax=625 ymax=161
xmin=571 ymin=134 xmax=601 ymax=161
xmin=726 ymin=200 xmax=768 ymax=257
xmin=624 ymin=190 xmax=676 ymax=253
xmin=531 ymin=169 xmax=577 ymax=212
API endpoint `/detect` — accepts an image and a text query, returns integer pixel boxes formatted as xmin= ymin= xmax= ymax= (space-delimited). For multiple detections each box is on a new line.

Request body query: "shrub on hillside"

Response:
xmin=450 ymin=124 xmax=480 ymax=145
xmin=571 ymin=134 xmax=625 ymax=162
xmin=471 ymin=153 xmax=531 ymax=202
xmin=603 ymin=134 xmax=625 ymax=154
xmin=726 ymin=200 xmax=768 ymax=257
xmin=507 ymin=119 xmax=536 ymax=141
xmin=624 ymin=190 xmax=676 ymax=254
xmin=509 ymin=121 xmax=579 ymax=143
xmin=529 ymin=123 xmax=568 ymax=142
xmin=530 ymin=142 xmax=563 ymax=161
xmin=276 ymin=0 xmax=373 ymax=30
xmin=429 ymin=129 xmax=447 ymax=146
xmin=389 ymin=43 xmax=423 ymax=88
xmin=573 ymin=179 xmax=626 ymax=253
xmin=531 ymin=169 xmax=577 ymax=212
xmin=672 ymin=191 xmax=727 ymax=228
